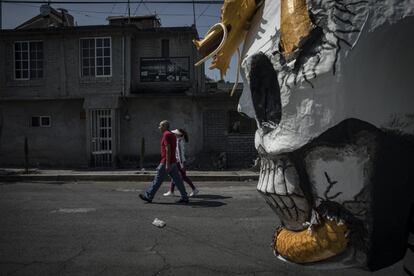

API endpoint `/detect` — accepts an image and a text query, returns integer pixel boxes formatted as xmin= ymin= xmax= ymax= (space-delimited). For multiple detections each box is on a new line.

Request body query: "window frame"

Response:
xmin=79 ymin=37 xmax=112 ymax=78
xmin=31 ymin=116 xmax=51 ymax=128
xmin=13 ymin=40 xmax=44 ymax=81
xmin=139 ymin=56 xmax=190 ymax=83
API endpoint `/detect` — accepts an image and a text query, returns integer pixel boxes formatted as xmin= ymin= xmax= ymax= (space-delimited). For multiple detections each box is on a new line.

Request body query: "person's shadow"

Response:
xmin=153 ymin=194 xmax=232 ymax=208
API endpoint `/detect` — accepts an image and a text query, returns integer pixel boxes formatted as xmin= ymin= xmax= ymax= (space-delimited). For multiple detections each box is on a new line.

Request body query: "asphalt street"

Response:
xmin=0 ymin=181 xmax=404 ymax=276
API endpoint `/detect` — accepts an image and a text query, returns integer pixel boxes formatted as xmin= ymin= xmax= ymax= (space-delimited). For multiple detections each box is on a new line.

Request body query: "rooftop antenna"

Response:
xmin=192 ymin=0 xmax=196 ymax=27
xmin=128 ymin=0 xmax=131 ymax=23
xmin=0 ymin=0 xmax=2 ymax=29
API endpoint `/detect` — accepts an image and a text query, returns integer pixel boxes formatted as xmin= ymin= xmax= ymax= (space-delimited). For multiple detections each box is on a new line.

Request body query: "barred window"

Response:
xmin=80 ymin=37 xmax=111 ymax=77
xmin=14 ymin=41 xmax=43 ymax=80
xmin=31 ymin=116 xmax=51 ymax=127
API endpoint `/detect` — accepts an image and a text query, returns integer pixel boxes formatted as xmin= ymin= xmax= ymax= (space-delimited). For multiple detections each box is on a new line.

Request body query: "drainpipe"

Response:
xmin=0 ymin=1 xmax=2 ymax=30
xmin=60 ymin=34 xmax=67 ymax=96
xmin=122 ymin=34 xmax=125 ymax=97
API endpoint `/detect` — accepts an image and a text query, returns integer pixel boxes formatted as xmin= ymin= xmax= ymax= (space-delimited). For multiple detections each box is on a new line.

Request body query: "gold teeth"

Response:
xmin=274 ymin=219 xmax=348 ymax=263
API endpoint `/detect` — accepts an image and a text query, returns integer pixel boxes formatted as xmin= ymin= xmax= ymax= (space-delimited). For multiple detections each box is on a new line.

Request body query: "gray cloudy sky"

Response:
xmin=1 ymin=1 xmax=238 ymax=82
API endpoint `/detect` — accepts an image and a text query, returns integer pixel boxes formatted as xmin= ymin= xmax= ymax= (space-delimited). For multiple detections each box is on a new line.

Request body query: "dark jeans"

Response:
xmin=145 ymin=163 xmax=188 ymax=200
xmin=170 ymin=163 xmax=195 ymax=192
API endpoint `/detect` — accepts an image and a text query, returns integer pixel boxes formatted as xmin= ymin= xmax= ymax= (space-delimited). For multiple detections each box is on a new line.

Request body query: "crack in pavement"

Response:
xmin=4 ymin=245 xmax=87 ymax=276
xmin=234 ymin=219 xmax=256 ymax=245
xmin=93 ymin=265 xmax=108 ymax=276
xmin=52 ymin=245 xmax=88 ymax=275
xmin=172 ymin=264 xmax=234 ymax=275
xmin=164 ymin=225 xmax=274 ymax=270
xmin=172 ymin=264 xmax=275 ymax=275
xmin=150 ymin=237 xmax=171 ymax=276
xmin=2 ymin=260 xmax=57 ymax=276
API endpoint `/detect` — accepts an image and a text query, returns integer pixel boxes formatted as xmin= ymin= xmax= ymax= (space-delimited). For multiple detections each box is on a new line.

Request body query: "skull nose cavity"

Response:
xmin=249 ymin=52 xmax=282 ymax=131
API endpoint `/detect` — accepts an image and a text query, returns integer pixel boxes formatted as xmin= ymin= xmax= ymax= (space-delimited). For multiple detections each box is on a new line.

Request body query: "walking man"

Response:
xmin=139 ymin=120 xmax=189 ymax=204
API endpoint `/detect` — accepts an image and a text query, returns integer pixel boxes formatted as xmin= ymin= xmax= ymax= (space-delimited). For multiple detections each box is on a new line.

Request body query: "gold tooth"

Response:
xmin=274 ymin=219 xmax=348 ymax=263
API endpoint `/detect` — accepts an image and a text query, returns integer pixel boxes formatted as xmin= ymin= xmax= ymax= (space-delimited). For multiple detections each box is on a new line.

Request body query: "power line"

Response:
xmin=124 ymin=0 xmax=128 ymax=15
xmin=197 ymin=3 xmax=210 ymax=20
xmin=109 ymin=0 xmax=118 ymax=14
xmin=142 ymin=1 xmax=152 ymax=14
xmin=5 ymin=2 xmax=220 ymax=17
xmin=2 ymin=0 xmax=224 ymax=4
xmin=132 ymin=0 xmax=143 ymax=16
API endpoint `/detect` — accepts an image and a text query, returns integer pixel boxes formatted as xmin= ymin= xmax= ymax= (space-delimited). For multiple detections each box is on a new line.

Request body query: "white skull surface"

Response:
xmin=238 ymin=0 xmax=414 ymax=271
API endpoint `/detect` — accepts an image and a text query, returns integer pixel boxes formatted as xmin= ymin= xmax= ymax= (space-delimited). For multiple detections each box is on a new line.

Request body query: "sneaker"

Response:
xmin=138 ymin=193 xmax=152 ymax=203
xmin=163 ymin=191 xmax=175 ymax=197
xmin=176 ymin=198 xmax=189 ymax=204
xmin=189 ymin=188 xmax=199 ymax=197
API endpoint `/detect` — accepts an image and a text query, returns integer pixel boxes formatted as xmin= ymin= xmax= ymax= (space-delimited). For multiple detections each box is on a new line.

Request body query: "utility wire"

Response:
xmin=142 ymin=1 xmax=152 ymax=14
xmin=2 ymin=0 xmax=224 ymax=4
xmin=5 ymin=2 xmax=220 ymax=17
xmin=197 ymin=3 xmax=210 ymax=20
xmin=109 ymin=0 xmax=118 ymax=14
xmin=124 ymin=0 xmax=128 ymax=15
xmin=132 ymin=0 xmax=143 ymax=16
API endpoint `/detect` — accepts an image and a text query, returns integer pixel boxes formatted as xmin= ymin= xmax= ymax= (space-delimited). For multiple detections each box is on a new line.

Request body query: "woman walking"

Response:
xmin=163 ymin=129 xmax=199 ymax=197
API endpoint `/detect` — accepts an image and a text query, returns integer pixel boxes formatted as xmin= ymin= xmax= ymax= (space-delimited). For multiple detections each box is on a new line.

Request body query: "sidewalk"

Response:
xmin=0 ymin=168 xmax=259 ymax=182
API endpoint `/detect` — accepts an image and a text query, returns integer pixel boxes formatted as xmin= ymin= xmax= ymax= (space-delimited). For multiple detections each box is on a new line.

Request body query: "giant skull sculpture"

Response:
xmin=194 ymin=0 xmax=414 ymax=272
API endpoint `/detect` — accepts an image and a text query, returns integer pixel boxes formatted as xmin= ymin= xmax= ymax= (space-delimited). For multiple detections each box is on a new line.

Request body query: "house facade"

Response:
xmin=0 ymin=9 xmax=256 ymax=169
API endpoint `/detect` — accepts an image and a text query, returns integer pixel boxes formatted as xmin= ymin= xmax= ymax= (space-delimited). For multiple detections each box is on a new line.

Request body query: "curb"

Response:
xmin=0 ymin=174 xmax=259 ymax=183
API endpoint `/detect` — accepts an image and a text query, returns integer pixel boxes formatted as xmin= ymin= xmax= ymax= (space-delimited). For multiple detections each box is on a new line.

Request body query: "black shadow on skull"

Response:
xmin=248 ymin=48 xmax=414 ymax=271
xmin=253 ymin=106 xmax=414 ymax=270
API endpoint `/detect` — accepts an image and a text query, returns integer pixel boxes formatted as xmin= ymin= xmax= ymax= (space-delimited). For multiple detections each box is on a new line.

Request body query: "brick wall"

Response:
xmin=203 ymin=110 xmax=227 ymax=152
xmin=203 ymin=110 xmax=256 ymax=168
xmin=227 ymin=134 xmax=256 ymax=168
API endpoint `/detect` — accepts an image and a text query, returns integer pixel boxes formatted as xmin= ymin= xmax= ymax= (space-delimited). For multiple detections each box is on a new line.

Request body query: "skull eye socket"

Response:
xmin=249 ymin=53 xmax=282 ymax=130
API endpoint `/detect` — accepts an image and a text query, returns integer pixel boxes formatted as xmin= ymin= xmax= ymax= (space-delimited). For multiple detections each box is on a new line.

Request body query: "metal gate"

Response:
xmin=90 ymin=109 xmax=112 ymax=167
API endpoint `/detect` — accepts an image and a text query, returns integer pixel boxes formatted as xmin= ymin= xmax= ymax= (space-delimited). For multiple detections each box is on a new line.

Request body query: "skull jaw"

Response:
xmin=257 ymin=119 xmax=384 ymax=266
xmin=257 ymin=155 xmax=355 ymax=265
xmin=257 ymin=156 xmax=354 ymax=264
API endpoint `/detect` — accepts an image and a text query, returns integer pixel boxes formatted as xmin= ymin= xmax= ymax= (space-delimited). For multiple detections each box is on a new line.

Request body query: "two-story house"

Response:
xmin=0 ymin=7 xmax=256 ymax=169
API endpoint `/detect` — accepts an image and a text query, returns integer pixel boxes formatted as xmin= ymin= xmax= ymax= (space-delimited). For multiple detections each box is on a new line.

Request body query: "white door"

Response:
xmin=90 ymin=109 xmax=112 ymax=167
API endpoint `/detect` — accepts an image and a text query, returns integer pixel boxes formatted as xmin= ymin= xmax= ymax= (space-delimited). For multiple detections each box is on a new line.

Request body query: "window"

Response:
xmin=80 ymin=37 xmax=111 ymax=77
xmin=161 ymin=39 xmax=169 ymax=58
xmin=228 ymin=111 xmax=256 ymax=134
xmin=31 ymin=116 xmax=40 ymax=127
xmin=14 ymin=41 xmax=43 ymax=80
xmin=140 ymin=57 xmax=189 ymax=82
xmin=31 ymin=116 xmax=51 ymax=127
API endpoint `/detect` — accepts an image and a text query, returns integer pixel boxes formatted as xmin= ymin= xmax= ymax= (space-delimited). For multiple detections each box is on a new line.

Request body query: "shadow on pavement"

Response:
xmin=152 ymin=200 xmax=227 ymax=208
xmin=151 ymin=194 xmax=229 ymax=208
xmin=187 ymin=200 xmax=227 ymax=208
xmin=191 ymin=194 xmax=232 ymax=200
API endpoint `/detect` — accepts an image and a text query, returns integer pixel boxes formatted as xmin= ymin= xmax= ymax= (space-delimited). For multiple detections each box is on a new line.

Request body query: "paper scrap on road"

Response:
xmin=152 ymin=218 xmax=166 ymax=228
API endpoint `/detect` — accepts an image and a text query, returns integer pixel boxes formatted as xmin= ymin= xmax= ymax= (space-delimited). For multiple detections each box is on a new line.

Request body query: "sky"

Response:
xmin=1 ymin=0 xmax=239 ymax=82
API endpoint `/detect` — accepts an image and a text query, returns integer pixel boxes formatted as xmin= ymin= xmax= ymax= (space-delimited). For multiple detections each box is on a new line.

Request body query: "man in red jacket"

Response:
xmin=139 ymin=120 xmax=189 ymax=204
